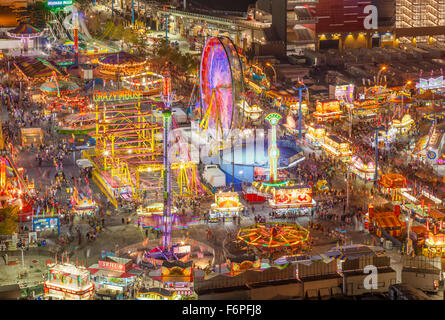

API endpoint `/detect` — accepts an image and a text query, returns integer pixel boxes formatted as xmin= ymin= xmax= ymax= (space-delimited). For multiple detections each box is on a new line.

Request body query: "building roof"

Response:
xmin=14 ymin=57 xmax=67 ymax=80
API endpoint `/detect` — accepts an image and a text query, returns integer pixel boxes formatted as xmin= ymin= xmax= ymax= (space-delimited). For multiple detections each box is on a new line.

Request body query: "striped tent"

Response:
xmin=6 ymin=23 xmax=43 ymax=39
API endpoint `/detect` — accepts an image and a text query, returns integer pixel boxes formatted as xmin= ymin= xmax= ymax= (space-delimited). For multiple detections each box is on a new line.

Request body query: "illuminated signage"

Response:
xmin=47 ymin=0 xmax=73 ymax=7
xmin=93 ymin=90 xmax=143 ymax=102
xmin=33 ymin=217 xmax=60 ymax=233
xmin=416 ymin=76 xmax=445 ymax=90
xmin=98 ymin=260 xmax=127 ymax=272
xmin=273 ymin=187 xmax=313 ymax=205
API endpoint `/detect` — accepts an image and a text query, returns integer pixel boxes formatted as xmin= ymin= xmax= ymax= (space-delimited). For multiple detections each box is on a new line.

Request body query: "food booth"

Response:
xmin=305 ymin=124 xmax=326 ymax=149
xmin=269 ymin=185 xmax=316 ymax=216
xmin=210 ymin=192 xmax=244 ymax=222
xmin=378 ymin=173 xmax=407 ymax=201
xmin=368 ymin=204 xmax=405 ymax=238
xmin=348 ymin=155 xmax=378 ymax=181
xmin=20 ymin=128 xmax=43 ymax=147
xmin=391 ymin=114 xmax=415 ymax=135
xmin=321 ymin=134 xmax=352 ymax=161
xmin=44 ymin=263 xmax=95 ymax=300
xmin=313 ymin=100 xmax=342 ymax=121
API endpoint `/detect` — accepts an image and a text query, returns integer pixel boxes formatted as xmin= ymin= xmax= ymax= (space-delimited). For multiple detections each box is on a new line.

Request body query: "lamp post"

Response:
xmin=265 ymin=62 xmax=277 ymax=83
xmin=131 ymin=0 xmax=135 ymax=26
xmin=376 ymin=66 xmax=386 ymax=86
xmin=373 ymin=126 xmax=385 ymax=182
xmin=401 ymin=80 xmax=412 ymax=109
xmin=292 ymin=82 xmax=308 ymax=142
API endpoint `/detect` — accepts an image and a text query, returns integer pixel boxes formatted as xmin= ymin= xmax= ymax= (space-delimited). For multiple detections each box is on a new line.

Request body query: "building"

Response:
xmin=255 ymin=0 xmax=445 ymax=53
xmin=88 ymin=256 xmax=143 ymax=299
xmin=395 ymin=0 xmax=445 ymax=44
xmin=44 ymin=263 xmax=95 ymax=300
xmin=401 ymin=256 xmax=441 ymax=293
xmin=147 ymin=3 xmax=285 ymax=56
xmin=256 ymin=0 xmax=383 ymax=54
xmin=341 ymin=255 xmax=397 ymax=296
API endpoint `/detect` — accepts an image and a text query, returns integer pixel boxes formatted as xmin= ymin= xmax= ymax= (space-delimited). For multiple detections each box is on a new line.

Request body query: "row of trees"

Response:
xmin=152 ymin=39 xmax=199 ymax=74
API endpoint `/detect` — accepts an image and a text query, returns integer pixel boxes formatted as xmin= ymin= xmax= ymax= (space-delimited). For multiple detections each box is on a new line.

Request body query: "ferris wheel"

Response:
xmin=199 ymin=37 xmax=244 ymax=141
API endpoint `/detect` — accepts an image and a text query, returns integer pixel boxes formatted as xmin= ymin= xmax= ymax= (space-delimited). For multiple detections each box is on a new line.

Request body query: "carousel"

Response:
xmin=6 ymin=23 xmax=43 ymax=52
xmin=97 ymin=52 xmax=147 ymax=78
xmin=121 ymin=70 xmax=164 ymax=95
xmin=56 ymin=112 xmax=95 ymax=135
xmin=40 ymin=79 xmax=80 ymax=97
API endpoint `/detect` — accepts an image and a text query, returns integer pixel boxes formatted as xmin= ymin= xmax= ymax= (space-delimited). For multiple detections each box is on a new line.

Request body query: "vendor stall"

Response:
xmin=305 ymin=124 xmax=326 ymax=149
xmin=368 ymin=205 xmax=405 ymax=238
xmin=44 ymin=263 xmax=95 ymax=300
xmin=313 ymin=100 xmax=342 ymax=121
xmin=348 ymin=155 xmax=377 ymax=181
xmin=378 ymin=173 xmax=407 ymax=201
xmin=321 ymin=134 xmax=352 ymax=161
xmin=210 ymin=192 xmax=244 ymax=222
xmin=269 ymin=185 xmax=316 ymax=216
xmin=391 ymin=114 xmax=415 ymax=135
xmin=423 ymin=232 xmax=445 ymax=260
xmin=20 ymin=128 xmax=43 ymax=147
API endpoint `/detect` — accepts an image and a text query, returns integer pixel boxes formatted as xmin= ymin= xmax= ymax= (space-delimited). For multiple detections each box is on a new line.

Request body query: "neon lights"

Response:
xmin=47 ymin=0 xmax=73 ymax=6
xmin=92 ymin=90 xmax=143 ymax=102
xmin=416 ymin=76 xmax=445 ymax=90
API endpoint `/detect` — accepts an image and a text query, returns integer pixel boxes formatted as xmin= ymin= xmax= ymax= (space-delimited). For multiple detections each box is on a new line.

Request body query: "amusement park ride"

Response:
xmin=0 ymin=124 xmax=33 ymax=220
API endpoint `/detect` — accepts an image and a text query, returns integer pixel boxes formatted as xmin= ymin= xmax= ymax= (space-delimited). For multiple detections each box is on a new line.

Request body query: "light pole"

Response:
xmin=401 ymin=80 xmax=412 ymax=110
xmin=373 ymin=126 xmax=384 ymax=182
xmin=265 ymin=62 xmax=277 ymax=83
xmin=376 ymin=66 xmax=387 ymax=86
xmin=293 ymin=82 xmax=308 ymax=142
xmin=131 ymin=0 xmax=135 ymax=26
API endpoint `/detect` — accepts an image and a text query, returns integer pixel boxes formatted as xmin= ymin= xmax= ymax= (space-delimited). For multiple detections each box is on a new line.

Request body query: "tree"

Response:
xmin=0 ymin=206 xmax=19 ymax=235
xmin=152 ymin=39 xmax=199 ymax=74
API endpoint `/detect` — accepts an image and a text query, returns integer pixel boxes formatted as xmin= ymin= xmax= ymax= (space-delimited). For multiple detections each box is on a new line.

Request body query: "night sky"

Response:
xmin=189 ymin=0 xmax=257 ymax=11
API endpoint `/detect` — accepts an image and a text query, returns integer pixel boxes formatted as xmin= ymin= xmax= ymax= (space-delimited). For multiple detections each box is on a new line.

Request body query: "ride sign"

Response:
xmin=93 ymin=90 xmax=143 ymax=102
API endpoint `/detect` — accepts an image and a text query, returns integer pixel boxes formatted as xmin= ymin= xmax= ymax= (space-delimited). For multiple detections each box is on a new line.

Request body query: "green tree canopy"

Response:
xmin=0 ymin=206 xmax=19 ymax=235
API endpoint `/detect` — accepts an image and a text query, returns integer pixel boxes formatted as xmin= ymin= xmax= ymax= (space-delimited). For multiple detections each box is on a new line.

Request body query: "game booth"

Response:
xmin=137 ymin=202 xmax=178 ymax=216
xmin=423 ymin=232 xmax=445 ymax=260
xmin=239 ymin=101 xmax=263 ymax=121
xmin=349 ymin=99 xmax=382 ymax=117
xmin=400 ymin=189 xmax=442 ymax=221
xmin=269 ymin=185 xmax=316 ymax=217
xmin=368 ymin=205 xmax=405 ymax=238
xmin=321 ymin=134 xmax=352 ymax=161
xmin=313 ymin=100 xmax=342 ymax=121
xmin=209 ymin=192 xmax=244 ymax=222
xmin=20 ymin=128 xmax=43 ymax=147
xmin=305 ymin=124 xmax=326 ymax=149
xmin=378 ymin=173 xmax=407 ymax=201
